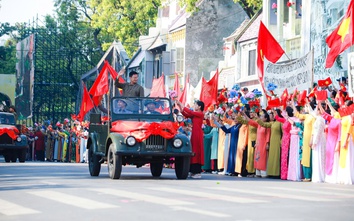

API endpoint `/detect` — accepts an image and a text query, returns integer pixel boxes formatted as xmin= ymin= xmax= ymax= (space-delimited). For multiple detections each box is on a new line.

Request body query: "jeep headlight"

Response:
xmin=126 ymin=136 xmax=136 ymax=146
xmin=16 ymin=136 xmax=22 ymax=142
xmin=173 ymin=138 xmax=183 ymax=148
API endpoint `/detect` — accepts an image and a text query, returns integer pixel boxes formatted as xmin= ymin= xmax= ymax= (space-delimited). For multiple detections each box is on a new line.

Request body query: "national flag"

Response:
xmin=280 ymin=88 xmax=289 ymax=108
xmin=308 ymin=87 xmax=318 ymax=98
xmin=89 ymin=63 xmax=109 ymax=106
xmin=291 ymin=88 xmax=298 ymax=100
xmin=340 ymin=82 xmax=347 ymax=92
xmin=150 ymin=75 xmax=166 ymax=97
xmin=200 ymin=69 xmax=219 ymax=109
xmin=297 ymin=90 xmax=307 ymax=105
xmin=318 ymin=77 xmax=332 ymax=87
xmin=267 ymin=98 xmax=281 ymax=109
xmin=106 ymin=62 xmax=125 ymax=95
xmin=173 ymin=73 xmax=181 ymax=100
xmin=281 ymin=88 xmax=289 ymax=102
xmin=335 ymin=91 xmax=346 ymax=108
xmin=179 ymin=74 xmax=189 ymax=105
xmin=338 ymin=103 xmax=354 ymax=117
xmin=257 ymin=21 xmax=285 ymax=92
xmin=315 ymin=90 xmax=328 ymax=101
xmin=325 ymin=1 xmax=354 ymax=68
xmin=77 ymin=82 xmax=94 ymax=122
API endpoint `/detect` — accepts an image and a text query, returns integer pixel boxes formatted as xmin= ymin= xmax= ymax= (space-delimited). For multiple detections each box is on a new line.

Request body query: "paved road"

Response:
xmin=0 ymin=159 xmax=354 ymax=221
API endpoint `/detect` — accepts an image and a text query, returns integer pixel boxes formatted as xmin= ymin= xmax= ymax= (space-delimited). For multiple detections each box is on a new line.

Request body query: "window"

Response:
xmin=248 ymin=49 xmax=256 ymax=76
xmin=176 ymin=48 xmax=184 ymax=73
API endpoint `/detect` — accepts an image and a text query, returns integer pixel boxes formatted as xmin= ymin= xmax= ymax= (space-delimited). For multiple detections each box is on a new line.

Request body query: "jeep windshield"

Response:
xmin=0 ymin=112 xmax=16 ymax=125
xmin=111 ymin=97 xmax=172 ymax=116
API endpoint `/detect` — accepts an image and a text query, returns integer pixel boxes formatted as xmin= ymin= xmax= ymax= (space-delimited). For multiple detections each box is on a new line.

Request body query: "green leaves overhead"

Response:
xmin=179 ymin=0 xmax=262 ymax=17
xmin=234 ymin=0 xmax=262 ymax=17
xmin=88 ymin=0 xmax=160 ymax=57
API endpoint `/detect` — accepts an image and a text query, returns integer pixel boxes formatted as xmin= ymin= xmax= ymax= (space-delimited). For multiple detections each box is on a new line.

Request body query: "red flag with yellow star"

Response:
xmin=257 ymin=21 xmax=285 ymax=92
xmin=308 ymin=87 xmax=318 ymax=98
xmin=325 ymin=1 xmax=354 ymax=68
xmin=318 ymin=77 xmax=332 ymax=87
xmin=340 ymin=82 xmax=347 ymax=92
xmin=281 ymin=88 xmax=289 ymax=102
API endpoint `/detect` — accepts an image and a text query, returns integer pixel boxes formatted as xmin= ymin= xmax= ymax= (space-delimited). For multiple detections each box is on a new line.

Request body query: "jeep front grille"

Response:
xmin=0 ymin=134 xmax=14 ymax=145
xmin=145 ymin=135 xmax=166 ymax=151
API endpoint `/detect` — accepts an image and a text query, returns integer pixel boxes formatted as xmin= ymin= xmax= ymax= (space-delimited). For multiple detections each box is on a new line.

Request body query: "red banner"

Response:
xmin=0 ymin=126 xmax=19 ymax=140
xmin=111 ymin=121 xmax=179 ymax=142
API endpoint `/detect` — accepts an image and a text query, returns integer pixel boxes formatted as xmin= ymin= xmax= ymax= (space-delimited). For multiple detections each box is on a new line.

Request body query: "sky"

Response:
xmin=0 ymin=0 xmax=55 ymax=25
xmin=0 ymin=0 xmax=55 ymax=44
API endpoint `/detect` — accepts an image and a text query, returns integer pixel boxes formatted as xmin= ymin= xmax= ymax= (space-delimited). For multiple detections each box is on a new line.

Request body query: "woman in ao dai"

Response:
xmin=319 ymin=101 xmax=341 ymax=184
xmin=338 ymin=101 xmax=354 ymax=185
xmin=310 ymin=105 xmax=326 ymax=183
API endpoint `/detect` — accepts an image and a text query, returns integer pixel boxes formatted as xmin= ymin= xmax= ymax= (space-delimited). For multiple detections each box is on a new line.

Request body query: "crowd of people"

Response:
xmin=175 ymin=78 xmax=354 ymax=184
xmin=20 ymin=119 xmax=90 ymax=163
xmin=3 ymin=69 xmax=353 ymax=185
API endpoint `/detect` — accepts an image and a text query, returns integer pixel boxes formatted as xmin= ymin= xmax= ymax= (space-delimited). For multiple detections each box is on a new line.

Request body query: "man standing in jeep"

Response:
xmin=115 ymin=69 xmax=144 ymax=97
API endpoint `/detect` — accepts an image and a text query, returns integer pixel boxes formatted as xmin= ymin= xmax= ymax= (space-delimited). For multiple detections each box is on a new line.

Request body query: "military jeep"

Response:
xmin=87 ymin=97 xmax=192 ymax=179
xmin=0 ymin=112 xmax=28 ymax=162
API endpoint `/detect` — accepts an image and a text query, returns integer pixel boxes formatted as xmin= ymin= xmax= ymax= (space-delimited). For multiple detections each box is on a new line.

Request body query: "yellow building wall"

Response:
xmin=0 ymin=74 xmax=16 ymax=105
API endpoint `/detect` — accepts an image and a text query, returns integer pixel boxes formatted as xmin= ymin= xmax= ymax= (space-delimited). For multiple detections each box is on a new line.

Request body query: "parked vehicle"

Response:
xmin=0 ymin=112 xmax=28 ymax=162
xmin=87 ymin=97 xmax=192 ymax=179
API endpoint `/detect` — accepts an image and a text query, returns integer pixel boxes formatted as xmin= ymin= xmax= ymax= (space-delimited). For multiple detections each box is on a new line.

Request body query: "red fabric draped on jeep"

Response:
xmin=111 ymin=121 xmax=179 ymax=142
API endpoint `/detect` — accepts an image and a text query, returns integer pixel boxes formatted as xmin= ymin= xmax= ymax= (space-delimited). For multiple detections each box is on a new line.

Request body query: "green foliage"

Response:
xmin=0 ymin=22 xmax=16 ymax=38
xmin=88 ymin=0 xmax=160 ymax=57
xmin=177 ymin=0 xmax=262 ymax=17
xmin=0 ymin=38 xmax=16 ymax=74
xmin=234 ymin=0 xmax=262 ymax=17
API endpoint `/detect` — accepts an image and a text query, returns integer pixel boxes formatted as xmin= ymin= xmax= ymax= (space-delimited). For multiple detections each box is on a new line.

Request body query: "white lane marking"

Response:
xmin=0 ymin=199 xmax=40 ymax=216
xmin=28 ymin=190 xmax=118 ymax=209
xmin=267 ymin=187 xmax=352 ymax=197
xmin=322 ymin=186 xmax=354 ymax=192
xmin=171 ymin=206 xmax=231 ymax=218
xmin=88 ymin=188 xmax=193 ymax=206
xmin=40 ymin=181 xmax=59 ymax=185
xmin=149 ymin=187 xmax=268 ymax=203
xmin=205 ymin=186 xmax=339 ymax=202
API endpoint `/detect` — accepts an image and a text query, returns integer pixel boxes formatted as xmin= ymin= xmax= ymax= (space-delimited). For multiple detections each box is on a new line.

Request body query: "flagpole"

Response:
xmin=311 ymin=47 xmax=314 ymax=90
xmin=284 ymin=52 xmax=291 ymax=61
xmin=107 ymin=90 xmax=110 ymax=129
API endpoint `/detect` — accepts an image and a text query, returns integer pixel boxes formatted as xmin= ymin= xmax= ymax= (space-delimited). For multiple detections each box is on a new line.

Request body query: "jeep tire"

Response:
xmin=3 ymin=151 xmax=11 ymax=163
xmin=150 ymin=162 xmax=163 ymax=177
xmin=88 ymin=144 xmax=101 ymax=176
xmin=19 ymin=149 xmax=27 ymax=163
xmin=10 ymin=151 xmax=17 ymax=162
xmin=107 ymin=143 xmax=122 ymax=179
xmin=175 ymin=156 xmax=190 ymax=179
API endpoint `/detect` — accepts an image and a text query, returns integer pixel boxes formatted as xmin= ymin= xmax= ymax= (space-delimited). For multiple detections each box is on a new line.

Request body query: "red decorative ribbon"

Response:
xmin=0 ymin=126 xmax=19 ymax=140
xmin=111 ymin=121 xmax=179 ymax=142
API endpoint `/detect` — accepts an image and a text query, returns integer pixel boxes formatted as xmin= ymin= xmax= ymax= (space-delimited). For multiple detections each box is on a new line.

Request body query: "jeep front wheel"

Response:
xmin=3 ymin=151 xmax=11 ymax=163
xmin=150 ymin=162 xmax=163 ymax=177
xmin=19 ymin=149 xmax=27 ymax=163
xmin=88 ymin=144 xmax=101 ymax=176
xmin=107 ymin=144 xmax=122 ymax=179
xmin=175 ymin=156 xmax=190 ymax=179
xmin=10 ymin=151 xmax=17 ymax=162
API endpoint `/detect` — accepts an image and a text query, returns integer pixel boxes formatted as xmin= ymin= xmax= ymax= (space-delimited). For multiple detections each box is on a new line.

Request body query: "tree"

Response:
xmin=0 ymin=38 xmax=16 ymax=74
xmin=88 ymin=0 xmax=160 ymax=57
xmin=0 ymin=22 xmax=16 ymax=38
xmin=234 ymin=0 xmax=262 ymax=17
xmin=178 ymin=0 xmax=262 ymax=17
